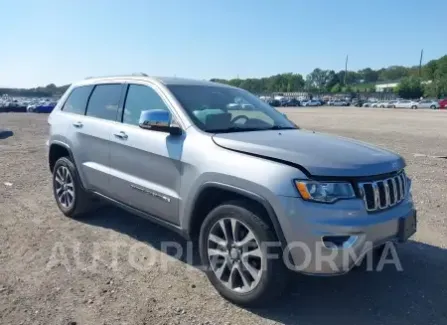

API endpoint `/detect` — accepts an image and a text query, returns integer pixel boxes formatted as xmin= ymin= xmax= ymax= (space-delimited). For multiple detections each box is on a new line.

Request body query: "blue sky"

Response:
xmin=1 ymin=0 xmax=446 ymax=88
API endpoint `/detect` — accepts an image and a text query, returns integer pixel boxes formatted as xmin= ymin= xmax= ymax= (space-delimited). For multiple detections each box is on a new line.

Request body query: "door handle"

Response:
xmin=72 ymin=121 xmax=83 ymax=128
xmin=114 ymin=131 xmax=128 ymax=140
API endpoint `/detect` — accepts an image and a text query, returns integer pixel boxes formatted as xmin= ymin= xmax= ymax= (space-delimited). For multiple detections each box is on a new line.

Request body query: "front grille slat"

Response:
xmin=384 ymin=181 xmax=391 ymax=207
xmin=391 ymin=177 xmax=398 ymax=204
xmin=388 ymin=179 xmax=396 ymax=205
xmin=372 ymin=182 xmax=380 ymax=211
xmin=401 ymin=174 xmax=406 ymax=198
xmin=396 ymin=175 xmax=402 ymax=200
xmin=359 ymin=171 xmax=407 ymax=213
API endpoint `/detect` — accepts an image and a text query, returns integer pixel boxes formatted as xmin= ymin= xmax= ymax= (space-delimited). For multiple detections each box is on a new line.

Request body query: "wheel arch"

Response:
xmin=185 ymin=182 xmax=287 ymax=248
xmin=49 ymin=141 xmax=75 ymax=172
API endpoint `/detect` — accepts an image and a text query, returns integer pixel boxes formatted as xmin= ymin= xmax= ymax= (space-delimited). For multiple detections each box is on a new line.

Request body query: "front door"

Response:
xmin=108 ymin=83 xmax=183 ymax=225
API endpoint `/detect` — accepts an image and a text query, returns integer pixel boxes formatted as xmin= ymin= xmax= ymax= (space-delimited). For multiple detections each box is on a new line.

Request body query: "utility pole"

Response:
xmin=419 ymin=49 xmax=424 ymax=77
xmin=344 ymin=55 xmax=349 ymax=86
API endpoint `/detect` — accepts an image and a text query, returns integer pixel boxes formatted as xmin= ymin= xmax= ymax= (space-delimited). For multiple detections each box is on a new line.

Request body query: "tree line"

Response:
xmin=0 ymin=83 xmax=70 ymax=98
xmin=2 ymin=55 xmax=446 ymax=99
xmin=212 ymin=55 xmax=447 ymax=98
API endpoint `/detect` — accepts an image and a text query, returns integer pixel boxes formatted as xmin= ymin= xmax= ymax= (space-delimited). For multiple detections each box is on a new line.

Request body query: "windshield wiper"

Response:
xmin=266 ymin=125 xmax=298 ymax=130
xmin=206 ymin=125 xmax=297 ymax=133
xmin=206 ymin=126 xmax=266 ymax=133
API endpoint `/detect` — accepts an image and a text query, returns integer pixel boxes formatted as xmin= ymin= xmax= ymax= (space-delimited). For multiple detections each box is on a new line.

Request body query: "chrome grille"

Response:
xmin=358 ymin=172 xmax=407 ymax=212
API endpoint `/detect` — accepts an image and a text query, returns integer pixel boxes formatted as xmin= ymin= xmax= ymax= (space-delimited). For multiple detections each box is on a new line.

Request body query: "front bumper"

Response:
xmin=274 ymin=192 xmax=416 ymax=275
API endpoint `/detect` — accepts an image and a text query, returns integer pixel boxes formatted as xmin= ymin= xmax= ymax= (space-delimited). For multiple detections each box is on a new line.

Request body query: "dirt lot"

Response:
xmin=1 ymin=108 xmax=446 ymax=325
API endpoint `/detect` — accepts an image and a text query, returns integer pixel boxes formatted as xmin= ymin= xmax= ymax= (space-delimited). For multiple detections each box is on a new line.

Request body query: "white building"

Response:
xmin=375 ymin=83 xmax=399 ymax=92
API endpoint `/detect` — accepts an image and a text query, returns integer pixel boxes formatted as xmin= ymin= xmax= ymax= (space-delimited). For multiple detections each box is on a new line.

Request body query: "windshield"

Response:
xmin=167 ymin=85 xmax=297 ymax=133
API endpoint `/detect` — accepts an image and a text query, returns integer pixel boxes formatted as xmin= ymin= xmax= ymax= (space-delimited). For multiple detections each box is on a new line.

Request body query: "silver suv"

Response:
xmin=47 ymin=75 xmax=417 ymax=306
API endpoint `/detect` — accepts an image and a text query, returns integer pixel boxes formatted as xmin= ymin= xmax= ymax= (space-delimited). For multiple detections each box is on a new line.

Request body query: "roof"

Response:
xmin=74 ymin=75 xmax=232 ymax=88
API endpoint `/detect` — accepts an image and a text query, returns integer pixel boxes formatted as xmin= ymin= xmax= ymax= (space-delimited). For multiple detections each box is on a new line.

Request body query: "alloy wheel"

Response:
xmin=207 ymin=218 xmax=263 ymax=293
xmin=54 ymin=166 xmax=75 ymax=209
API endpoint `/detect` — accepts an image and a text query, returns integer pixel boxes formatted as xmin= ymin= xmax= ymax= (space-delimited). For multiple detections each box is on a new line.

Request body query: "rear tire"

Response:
xmin=199 ymin=200 xmax=288 ymax=307
xmin=52 ymin=157 xmax=97 ymax=218
xmin=411 ymin=105 xmax=417 ymax=109
xmin=430 ymin=105 xmax=436 ymax=109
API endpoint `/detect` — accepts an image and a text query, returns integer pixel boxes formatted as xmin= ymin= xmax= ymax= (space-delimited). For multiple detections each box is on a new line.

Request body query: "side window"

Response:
xmin=85 ymin=84 xmax=123 ymax=121
xmin=122 ymin=84 xmax=169 ymax=126
xmin=62 ymin=85 xmax=93 ymax=114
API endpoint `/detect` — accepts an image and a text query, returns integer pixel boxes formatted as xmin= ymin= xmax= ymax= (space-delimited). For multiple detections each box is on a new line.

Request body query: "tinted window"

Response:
xmin=122 ymin=84 xmax=169 ymax=125
xmin=86 ymin=84 xmax=123 ymax=121
xmin=62 ymin=85 xmax=93 ymax=114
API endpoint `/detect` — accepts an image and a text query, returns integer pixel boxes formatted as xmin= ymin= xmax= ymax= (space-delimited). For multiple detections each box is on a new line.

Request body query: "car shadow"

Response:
xmin=81 ymin=205 xmax=447 ymax=325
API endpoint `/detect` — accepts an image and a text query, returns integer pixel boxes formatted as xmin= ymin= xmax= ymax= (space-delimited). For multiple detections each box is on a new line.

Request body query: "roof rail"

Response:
xmin=132 ymin=72 xmax=148 ymax=76
xmin=85 ymin=72 xmax=148 ymax=79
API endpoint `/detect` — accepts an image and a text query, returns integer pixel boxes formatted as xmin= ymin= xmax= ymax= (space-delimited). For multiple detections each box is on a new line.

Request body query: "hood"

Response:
xmin=212 ymin=129 xmax=405 ymax=177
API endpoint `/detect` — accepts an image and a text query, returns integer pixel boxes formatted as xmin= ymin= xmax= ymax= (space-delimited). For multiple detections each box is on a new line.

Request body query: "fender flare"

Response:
xmin=48 ymin=141 xmax=76 ymax=171
xmin=187 ymin=182 xmax=287 ymax=248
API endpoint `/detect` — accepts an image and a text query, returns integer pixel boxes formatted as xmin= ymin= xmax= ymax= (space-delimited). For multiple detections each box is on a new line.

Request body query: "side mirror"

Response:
xmin=139 ymin=110 xmax=182 ymax=135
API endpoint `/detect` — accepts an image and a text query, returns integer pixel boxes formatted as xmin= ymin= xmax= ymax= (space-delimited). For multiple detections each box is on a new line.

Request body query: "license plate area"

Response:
xmin=398 ymin=210 xmax=417 ymax=242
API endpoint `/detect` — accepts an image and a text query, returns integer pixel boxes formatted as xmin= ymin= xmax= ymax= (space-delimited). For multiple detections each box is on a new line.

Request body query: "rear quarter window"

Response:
xmin=62 ymin=85 xmax=94 ymax=115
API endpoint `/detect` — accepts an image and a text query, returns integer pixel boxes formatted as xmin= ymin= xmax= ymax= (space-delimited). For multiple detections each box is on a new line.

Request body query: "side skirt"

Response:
xmin=91 ymin=191 xmax=189 ymax=239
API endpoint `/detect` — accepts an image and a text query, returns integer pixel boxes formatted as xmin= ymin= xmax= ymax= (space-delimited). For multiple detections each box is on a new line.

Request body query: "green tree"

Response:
xmin=358 ymin=68 xmax=379 ymax=83
xmin=378 ymin=66 xmax=409 ymax=81
xmin=424 ymin=55 xmax=447 ymax=98
xmin=211 ymin=73 xmax=304 ymax=94
xmin=305 ymin=68 xmax=334 ymax=91
xmin=394 ymin=77 xmax=424 ymax=99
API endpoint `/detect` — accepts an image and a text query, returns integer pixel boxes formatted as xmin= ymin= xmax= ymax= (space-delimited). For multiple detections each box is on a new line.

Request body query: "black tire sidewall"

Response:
xmin=199 ymin=202 xmax=285 ymax=306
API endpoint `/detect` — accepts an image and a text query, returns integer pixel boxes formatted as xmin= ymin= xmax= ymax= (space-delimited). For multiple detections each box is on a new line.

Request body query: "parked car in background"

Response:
xmin=34 ymin=102 xmax=57 ymax=113
xmin=331 ymin=99 xmax=349 ymax=106
xmin=302 ymin=99 xmax=321 ymax=107
xmin=413 ymin=99 xmax=440 ymax=109
xmin=394 ymin=100 xmax=419 ymax=109
xmin=282 ymin=98 xmax=301 ymax=107
xmin=371 ymin=101 xmax=384 ymax=108
xmin=267 ymin=99 xmax=281 ymax=107
xmin=384 ymin=100 xmax=398 ymax=108
xmin=27 ymin=104 xmax=37 ymax=112
xmin=438 ymin=98 xmax=447 ymax=109
xmin=353 ymin=99 xmax=365 ymax=107
xmin=362 ymin=101 xmax=374 ymax=107
xmin=4 ymin=100 xmax=27 ymax=112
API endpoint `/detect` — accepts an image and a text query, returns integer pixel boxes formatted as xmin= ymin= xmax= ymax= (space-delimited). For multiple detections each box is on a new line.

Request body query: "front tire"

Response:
xmin=411 ymin=105 xmax=417 ymax=109
xmin=52 ymin=157 xmax=96 ymax=218
xmin=199 ymin=201 xmax=288 ymax=307
xmin=430 ymin=105 xmax=436 ymax=109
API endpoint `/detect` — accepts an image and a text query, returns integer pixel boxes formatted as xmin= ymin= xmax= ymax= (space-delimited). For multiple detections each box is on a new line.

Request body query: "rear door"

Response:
xmin=108 ymin=83 xmax=184 ymax=225
xmin=75 ymin=83 xmax=125 ymax=196
xmin=55 ymin=85 xmax=95 ymax=188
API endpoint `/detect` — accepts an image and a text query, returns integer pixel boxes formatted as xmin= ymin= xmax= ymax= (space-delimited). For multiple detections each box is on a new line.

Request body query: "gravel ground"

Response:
xmin=1 ymin=108 xmax=446 ymax=325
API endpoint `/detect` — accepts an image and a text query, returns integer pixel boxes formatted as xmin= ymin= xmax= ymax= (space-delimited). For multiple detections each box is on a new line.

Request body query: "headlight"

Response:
xmin=294 ymin=180 xmax=356 ymax=203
